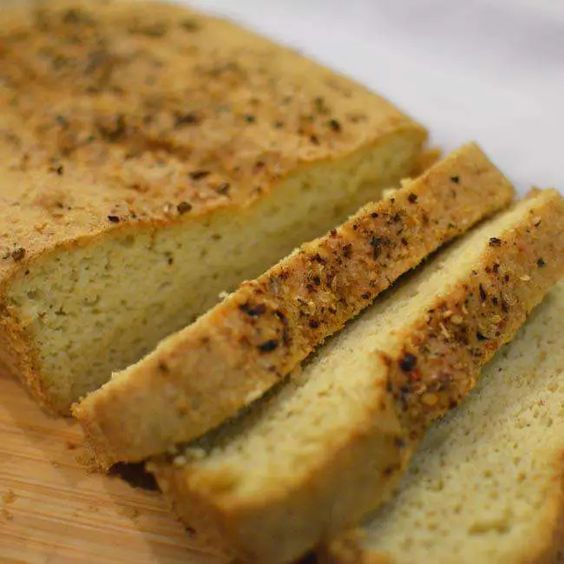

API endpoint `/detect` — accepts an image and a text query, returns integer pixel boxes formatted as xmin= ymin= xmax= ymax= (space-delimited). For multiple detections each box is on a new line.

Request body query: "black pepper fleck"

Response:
xmin=370 ymin=236 xmax=386 ymax=259
xmin=189 ymin=170 xmax=210 ymax=180
xmin=177 ymin=201 xmax=192 ymax=214
xmin=489 ymin=237 xmax=502 ymax=247
xmin=407 ymin=193 xmax=418 ymax=203
xmin=180 ymin=19 xmax=200 ymax=32
xmin=450 ymin=176 xmax=460 ymax=184
xmin=258 ymin=339 xmax=278 ymax=353
xmin=327 ymin=118 xmax=342 ymax=132
xmin=11 ymin=247 xmax=26 ymax=262
xmin=239 ymin=303 xmax=267 ymax=317
xmin=175 ymin=112 xmax=199 ymax=127
xmin=537 ymin=257 xmax=546 ymax=267
xmin=399 ymin=353 xmax=417 ymax=372
xmin=216 ymin=182 xmax=230 ymax=195
xmin=107 ymin=215 xmax=120 ymax=223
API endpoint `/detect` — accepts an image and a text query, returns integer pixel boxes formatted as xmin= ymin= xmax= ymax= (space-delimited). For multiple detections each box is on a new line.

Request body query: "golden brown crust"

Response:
xmin=0 ymin=0 xmax=424 ymax=285
xmin=388 ymin=189 xmax=564 ymax=435
xmin=0 ymin=0 xmax=424 ymax=412
xmin=151 ymin=191 xmax=563 ymax=564
xmin=75 ymin=143 xmax=514 ymax=467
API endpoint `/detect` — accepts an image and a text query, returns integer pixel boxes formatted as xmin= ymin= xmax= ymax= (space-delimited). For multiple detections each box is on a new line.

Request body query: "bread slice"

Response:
xmin=150 ymin=189 xmax=564 ymax=564
xmin=326 ymin=281 xmax=564 ymax=564
xmin=74 ymin=143 xmax=513 ymax=468
xmin=0 ymin=0 xmax=426 ymax=413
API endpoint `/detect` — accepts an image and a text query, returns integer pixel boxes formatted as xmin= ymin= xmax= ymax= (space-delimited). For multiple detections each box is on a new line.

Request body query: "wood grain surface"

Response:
xmin=0 ymin=371 xmax=222 ymax=563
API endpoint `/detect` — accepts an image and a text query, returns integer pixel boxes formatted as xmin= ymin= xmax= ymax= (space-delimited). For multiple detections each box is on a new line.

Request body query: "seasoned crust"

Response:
xmin=151 ymin=191 xmax=564 ymax=563
xmin=75 ymin=143 xmax=514 ymax=467
xmin=0 ymin=0 xmax=423 ymax=285
xmin=0 ymin=0 xmax=425 ymax=412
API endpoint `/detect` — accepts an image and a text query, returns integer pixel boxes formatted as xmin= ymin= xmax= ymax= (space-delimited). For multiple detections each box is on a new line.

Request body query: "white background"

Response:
xmin=186 ymin=0 xmax=564 ymax=195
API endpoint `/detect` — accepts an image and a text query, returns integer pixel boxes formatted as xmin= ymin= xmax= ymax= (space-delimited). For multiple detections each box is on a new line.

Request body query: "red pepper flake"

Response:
xmin=177 ymin=201 xmax=192 ymax=214
xmin=258 ymin=339 xmax=278 ymax=353
xmin=407 ymin=193 xmax=418 ymax=203
xmin=11 ymin=247 xmax=26 ymax=262
xmin=107 ymin=215 xmax=120 ymax=223
xmin=189 ymin=170 xmax=210 ymax=180
xmin=489 ymin=237 xmax=502 ymax=247
xmin=537 ymin=257 xmax=546 ymax=267
xmin=399 ymin=353 xmax=417 ymax=372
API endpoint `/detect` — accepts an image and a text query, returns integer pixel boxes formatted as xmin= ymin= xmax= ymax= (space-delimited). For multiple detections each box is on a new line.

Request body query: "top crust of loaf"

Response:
xmin=0 ymin=0 xmax=425 ymax=288
xmin=74 ymin=143 xmax=514 ymax=467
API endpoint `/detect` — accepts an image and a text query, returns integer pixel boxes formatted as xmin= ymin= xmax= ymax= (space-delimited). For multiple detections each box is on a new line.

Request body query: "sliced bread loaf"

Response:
xmin=150 ymin=189 xmax=564 ymax=564
xmin=327 ymin=281 xmax=563 ymax=564
xmin=75 ymin=143 xmax=513 ymax=468
xmin=0 ymin=0 xmax=425 ymax=413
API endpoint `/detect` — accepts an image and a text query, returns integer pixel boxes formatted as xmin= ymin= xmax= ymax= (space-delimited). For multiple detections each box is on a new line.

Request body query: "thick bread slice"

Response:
xmin=327 ymin=281 xmax=564 ymax=564
xmin=0 ymin=0 xmax=426 ymax=413
xmin=75 ymin=143 xmax=513 ymax=468
xmin=150 ymin=190 xmax=564 ymax=564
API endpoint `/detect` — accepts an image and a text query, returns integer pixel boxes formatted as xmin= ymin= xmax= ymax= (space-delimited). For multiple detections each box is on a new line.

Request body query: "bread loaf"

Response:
xmin=150 ymin=190 xmax=563 ymax=563
xmin=326 ymin=281 xmax=563 ymax=564
xmin=75 ymin=143 xmax=513 ymax=467
xmin=0 ymin=0 xmax=425 ymax=413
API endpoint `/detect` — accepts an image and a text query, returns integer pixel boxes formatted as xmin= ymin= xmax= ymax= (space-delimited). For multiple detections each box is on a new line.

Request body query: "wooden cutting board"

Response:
xmin=0 ymin=371 xmax=223 ymax=563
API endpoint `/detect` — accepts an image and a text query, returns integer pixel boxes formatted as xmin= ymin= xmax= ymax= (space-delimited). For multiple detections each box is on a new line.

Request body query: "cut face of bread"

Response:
xmin=0 ymin=0 xmax=426 ymax=413
xmin=328 ymin=281 xmax=564 ymax=564
xmin=150 ymin=190 xmax=564 ymax=564
xmin=75 ymin=143 xmax=514 ymax=468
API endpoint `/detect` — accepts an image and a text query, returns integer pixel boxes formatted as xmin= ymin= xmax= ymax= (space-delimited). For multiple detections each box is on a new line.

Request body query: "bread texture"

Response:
xmin=327 ymin=281 xmax=564 ymax=564
xmin=0 ymin=0 xmax=425 ymax=413
xmin=75 ymin=143 xmax=514 ymax=468
xmin=150 ymin=190 xmax=564 ymax=563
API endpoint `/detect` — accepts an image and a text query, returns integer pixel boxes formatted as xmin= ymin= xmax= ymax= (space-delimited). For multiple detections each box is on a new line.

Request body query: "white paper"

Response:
xmin=186 ymin=0 xmax=564 ymax=195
